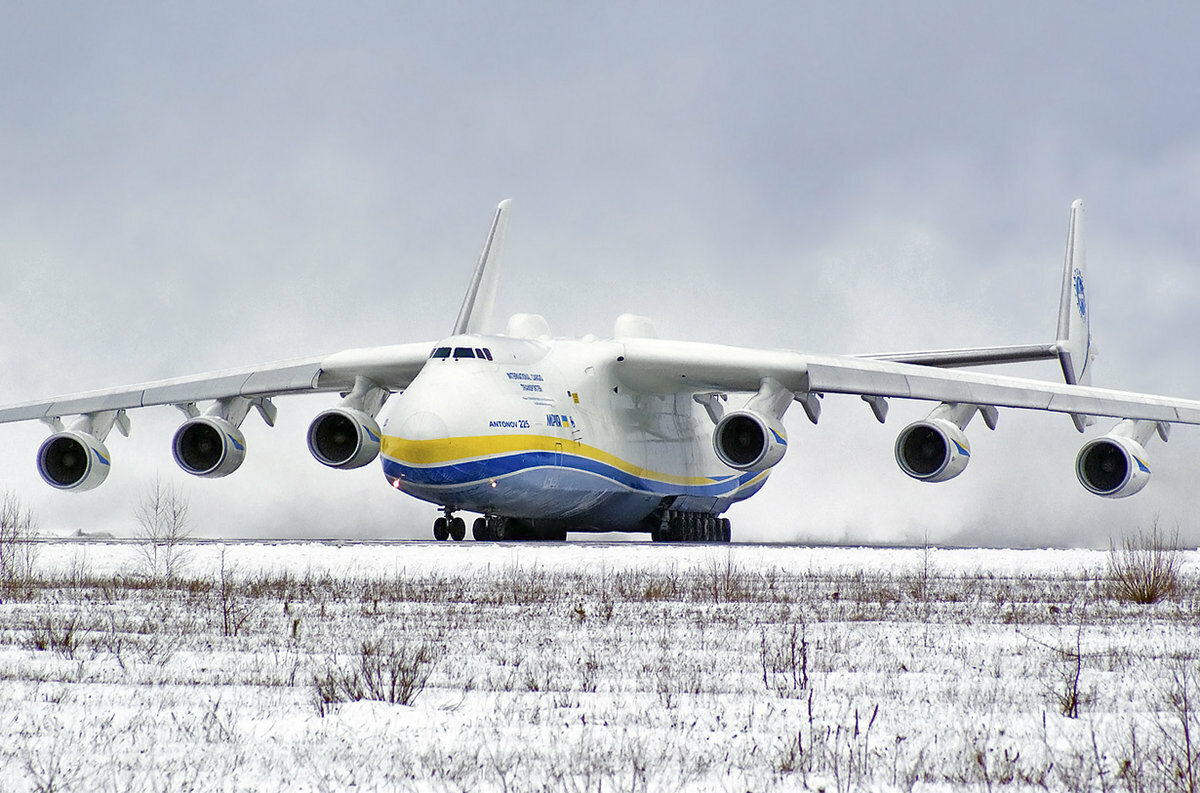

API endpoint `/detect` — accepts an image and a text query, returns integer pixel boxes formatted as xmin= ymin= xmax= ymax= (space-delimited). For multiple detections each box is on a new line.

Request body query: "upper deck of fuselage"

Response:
xmin=425 ymin=334 xmax=551 ymax=368
xmin=420 ymin=331 xmax=630 ymax=381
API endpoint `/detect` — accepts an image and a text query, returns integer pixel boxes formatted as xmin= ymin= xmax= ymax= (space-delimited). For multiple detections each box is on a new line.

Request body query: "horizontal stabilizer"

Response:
xmin=865 ymin=343 xmax=1059 ymax=369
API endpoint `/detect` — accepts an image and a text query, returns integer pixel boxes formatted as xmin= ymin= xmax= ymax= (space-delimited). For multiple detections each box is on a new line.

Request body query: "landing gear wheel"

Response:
xmin=473 ymin=517 xmax=488 ymax=541
xmin=433 ymin=517 xmax=449 ymax=541
xmin=720 ymin=518 xmax=732 ymax=543
xmin=492 ymin=517 xmax=508 ymax=541
xmin=449 ymin=517 xmax=466 ymax=541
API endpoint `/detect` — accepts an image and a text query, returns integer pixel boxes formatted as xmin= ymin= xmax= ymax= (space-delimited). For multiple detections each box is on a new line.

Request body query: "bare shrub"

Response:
xmin=1108 ymin=522 xmax=1181 ymax=604
xmin=1044 ymin=625 xmax=1089 ymax=719
xmin=703 ymin=554 xmax=755 ymax=602
xmin=1111 ymin=665 xmax=1200 ymax=793
xmin=26 ymin=613 xmax=81 ymax=659
xmin=216 ymin=550 xmax=254 ymax=637
xmin=103 ymin=609 xmax=186 ymax=669
xmin=312 ymin=638 xmax=438 ymax=715
xmin=522 ymin=661 xmax=553 ymax=692
xmin=134 ymin=476 xmax=192 ymax=582
xmin=1114 ymin=723 xmax=1153 ymax=793
xmin=0 ymin=491 xmax=39 ymax=583
xmin=615 ymin=568 xmax=679 ymax=602
xmin=502 ymin=563 xmax=553 ymax=604
xmin=761 ymin=618 xmax=810 ymax=697
xmin=579 ymin=650 xmax=601 ymax=693
xmin=1153 ymin=664 xmax=1200 ymax=793
xmin=1024 ymin=624 xmax=1093 ymax=719
xmin=24 ymin=746 xmax=77 ymax=793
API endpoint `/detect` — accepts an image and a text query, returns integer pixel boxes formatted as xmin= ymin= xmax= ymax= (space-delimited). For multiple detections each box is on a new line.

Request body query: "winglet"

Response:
xmin=453 ymin=199 xmax=512 ymax=336
xmin=1056 ymin=199 xmax=1096 ymax=431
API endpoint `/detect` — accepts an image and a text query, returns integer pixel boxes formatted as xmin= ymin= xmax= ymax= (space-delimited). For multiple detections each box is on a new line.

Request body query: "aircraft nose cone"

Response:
xmin=397 ymin=410 xmax=449 ymax=441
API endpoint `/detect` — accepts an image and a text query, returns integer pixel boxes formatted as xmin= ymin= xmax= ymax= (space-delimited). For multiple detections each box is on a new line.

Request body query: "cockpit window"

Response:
xmin=435 ymin=346 xmax=493 ymax=361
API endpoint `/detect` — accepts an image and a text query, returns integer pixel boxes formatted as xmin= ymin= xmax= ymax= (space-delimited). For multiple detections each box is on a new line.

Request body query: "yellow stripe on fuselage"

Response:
xmin=381 ymin=433 xmax=732 ymax=488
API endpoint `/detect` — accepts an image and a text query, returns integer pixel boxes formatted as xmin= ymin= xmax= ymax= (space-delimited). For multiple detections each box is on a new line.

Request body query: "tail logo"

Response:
xmin=1073 ymin=268 xmax=1087 ymax=321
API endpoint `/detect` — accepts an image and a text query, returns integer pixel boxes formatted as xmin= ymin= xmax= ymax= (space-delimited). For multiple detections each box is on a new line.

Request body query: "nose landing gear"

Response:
xmin=432 ymin=509 xmax=466 ymax=541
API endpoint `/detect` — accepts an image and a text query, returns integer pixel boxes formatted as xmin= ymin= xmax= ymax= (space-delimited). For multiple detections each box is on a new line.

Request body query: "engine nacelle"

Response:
xmin=1076 ymin=435 xmax=1151 ymax=498
xmin=172 ymin=417 xmax=247 ymax=478
xmin=37 ymin=431 xmax=112 ymax=492
xmin=307 ymin=407 xmax=382 ymax=469
xmin=713 ymin=410 xmax=788 ymax=472
xmin=895 ymin=419 xmax=971 ymax=483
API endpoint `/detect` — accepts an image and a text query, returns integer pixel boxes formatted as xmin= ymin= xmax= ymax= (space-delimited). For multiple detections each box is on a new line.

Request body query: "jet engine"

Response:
xmin=307 ymin=407 xmax=382 ymax=469
xmin=713 ymin=410 xmax=788 ymax=472
xmin=1076 ymin=434 xmax=1150 ymax=498
xmin=172 ymin=417 xmax=247 ymax=478
xmin=37 ymin=431 xmax=111 ymax=492
xmin=895 ymin=419 xmax=971 ymax=483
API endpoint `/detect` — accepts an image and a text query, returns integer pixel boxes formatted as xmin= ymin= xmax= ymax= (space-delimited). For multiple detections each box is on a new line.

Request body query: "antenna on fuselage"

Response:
xmin=452 ymin=199 xmax=512 ymax=336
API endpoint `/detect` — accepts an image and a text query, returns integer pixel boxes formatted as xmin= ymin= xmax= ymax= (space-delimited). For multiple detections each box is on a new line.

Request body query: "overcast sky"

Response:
xmin=2 ymin=3 xmax=1199 ymax=547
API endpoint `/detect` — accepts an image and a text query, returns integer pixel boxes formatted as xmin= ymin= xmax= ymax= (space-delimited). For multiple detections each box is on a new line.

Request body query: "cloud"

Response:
xmin=1 ymin=3 xmax=1198 ymax=546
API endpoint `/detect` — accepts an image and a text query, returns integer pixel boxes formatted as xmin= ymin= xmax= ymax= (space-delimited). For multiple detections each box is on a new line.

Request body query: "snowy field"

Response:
xmin=2 ymin=540 xmax=1199 ymax=792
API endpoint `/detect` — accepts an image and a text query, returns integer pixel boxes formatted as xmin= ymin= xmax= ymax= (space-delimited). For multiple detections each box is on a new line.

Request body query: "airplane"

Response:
xmin=1 ymin=199 xmax=1198 ymax=543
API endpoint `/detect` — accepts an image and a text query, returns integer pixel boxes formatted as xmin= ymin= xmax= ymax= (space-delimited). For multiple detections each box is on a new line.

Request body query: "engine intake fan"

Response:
xmin=894 ymin=403 xmax=990 ymax=484
xmin=173 ymin=417 xmax=247 ymax=478
xmin=713 ymin=410 xmax=787 ymax=472
xmin=37 ymin=431 xmax=111 ymax=491
xmin=307 ymin=408 xmax=382 ymax=469
xmin=1076 ymin=429 xmax=1152 ymax=498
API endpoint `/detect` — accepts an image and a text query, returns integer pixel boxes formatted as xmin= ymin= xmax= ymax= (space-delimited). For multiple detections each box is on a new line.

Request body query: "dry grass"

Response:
xmin=0 ymin=546 xmax=1196 ymax=791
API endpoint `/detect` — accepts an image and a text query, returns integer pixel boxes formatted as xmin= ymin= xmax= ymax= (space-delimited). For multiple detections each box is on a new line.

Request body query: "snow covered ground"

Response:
xmin=2 ymin=541 xmax=1198 ymax=791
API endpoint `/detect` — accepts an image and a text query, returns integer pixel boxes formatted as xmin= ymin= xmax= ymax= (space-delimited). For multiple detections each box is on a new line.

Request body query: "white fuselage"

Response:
xmin=376 ymin=334 xmax=770 ymax=531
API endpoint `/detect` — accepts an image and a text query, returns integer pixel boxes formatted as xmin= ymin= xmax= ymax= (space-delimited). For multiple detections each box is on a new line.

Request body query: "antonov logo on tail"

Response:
xmin=1074 ymin=268 xmax=1087 ymax=320
xmin=2 ymin=199 xmax=1199 ymax=542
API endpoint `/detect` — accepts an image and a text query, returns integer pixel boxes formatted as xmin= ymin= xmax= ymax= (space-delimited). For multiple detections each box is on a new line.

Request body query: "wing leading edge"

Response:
xmin=0 ymin=342 xmax=435 ymax=424
xmin=614 ymin=338 xmax=1200 ymax=427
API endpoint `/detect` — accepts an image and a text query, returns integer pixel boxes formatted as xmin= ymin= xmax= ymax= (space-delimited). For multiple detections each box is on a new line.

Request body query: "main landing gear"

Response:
xmin=472 ymin=515 xmax=566 ymax=542
xmin=651 ymin=510 xmax=732 ymax=543
xmin=432 ymin=510 xmax=566 ymax=542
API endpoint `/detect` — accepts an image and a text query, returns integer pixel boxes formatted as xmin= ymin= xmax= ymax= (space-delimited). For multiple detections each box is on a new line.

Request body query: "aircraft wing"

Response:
xmin=0 ymin=342 xmax=435 ymax=424
xmin=614 ymin=338 xmax=1200 ymax=426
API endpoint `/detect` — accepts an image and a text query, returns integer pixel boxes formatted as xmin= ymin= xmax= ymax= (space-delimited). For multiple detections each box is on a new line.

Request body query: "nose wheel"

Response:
xmin=433 ymin=511 xmax=466 ymax=541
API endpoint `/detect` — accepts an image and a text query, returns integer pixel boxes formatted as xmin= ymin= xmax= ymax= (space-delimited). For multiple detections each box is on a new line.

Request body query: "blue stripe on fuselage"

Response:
xmin=381 ymin=450 xmax=762 ymax=498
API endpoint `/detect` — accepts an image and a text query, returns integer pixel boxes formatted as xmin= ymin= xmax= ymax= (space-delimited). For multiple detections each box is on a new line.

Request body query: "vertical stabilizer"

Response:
xmin=453 ymin=199 xmax=512 ymax=336
xmin=1056 ymin=199 xmax=1096 ymax=431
